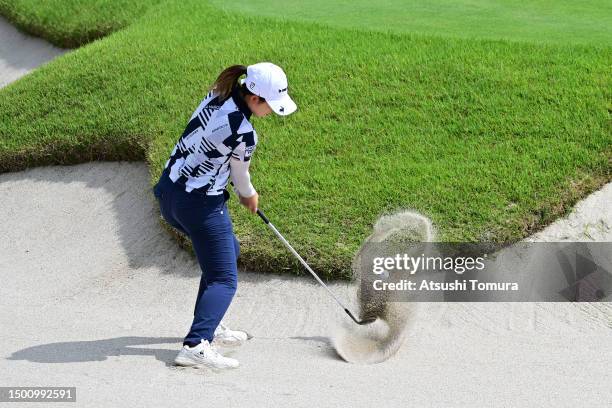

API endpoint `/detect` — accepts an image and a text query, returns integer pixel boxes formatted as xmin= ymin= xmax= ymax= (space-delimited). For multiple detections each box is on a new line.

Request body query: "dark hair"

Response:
xmin=209 ymin=64 xmax=266 ymax=102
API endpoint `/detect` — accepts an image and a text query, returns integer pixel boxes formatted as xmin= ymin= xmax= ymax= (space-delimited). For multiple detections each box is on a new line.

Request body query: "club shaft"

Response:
xmin=264 ymin=220 xmax=348 ymax=311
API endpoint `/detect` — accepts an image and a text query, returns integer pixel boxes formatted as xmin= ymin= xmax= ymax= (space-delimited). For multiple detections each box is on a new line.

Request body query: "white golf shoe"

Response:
xmin=212 ymin=322 xmax=250 ymax=347
xmin=174 ymin=339 xmax=239 ymax=369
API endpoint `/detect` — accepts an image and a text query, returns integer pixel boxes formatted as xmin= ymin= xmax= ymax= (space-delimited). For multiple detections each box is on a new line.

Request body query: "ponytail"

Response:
xmin=209 ymin=64 xmax=247 ymax=100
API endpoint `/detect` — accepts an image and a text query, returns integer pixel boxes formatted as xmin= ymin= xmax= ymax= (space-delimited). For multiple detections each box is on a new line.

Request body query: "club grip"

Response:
xmin=256 ymin=209 xmax=270 ymax=224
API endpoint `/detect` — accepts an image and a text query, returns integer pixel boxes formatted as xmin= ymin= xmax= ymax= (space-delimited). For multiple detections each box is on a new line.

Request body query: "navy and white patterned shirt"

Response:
xmin=164 ymin=85 xmax=257 ymax=195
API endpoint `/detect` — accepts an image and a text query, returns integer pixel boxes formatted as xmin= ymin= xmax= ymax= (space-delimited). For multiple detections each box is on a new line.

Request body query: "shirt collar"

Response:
xmin=231 ymin=85 xmax=252 ymax=120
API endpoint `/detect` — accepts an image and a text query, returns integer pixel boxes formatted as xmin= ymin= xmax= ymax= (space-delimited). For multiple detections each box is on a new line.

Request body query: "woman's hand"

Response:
xmin=239 ymin=193 xmax=259 ymax=214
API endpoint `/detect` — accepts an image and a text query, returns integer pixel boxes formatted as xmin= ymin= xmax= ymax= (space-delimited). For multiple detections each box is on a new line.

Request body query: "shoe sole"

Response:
xmin=174 ymin=355 xmax=239 ymax=369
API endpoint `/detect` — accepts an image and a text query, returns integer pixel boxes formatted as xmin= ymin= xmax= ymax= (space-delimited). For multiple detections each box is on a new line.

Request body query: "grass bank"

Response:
xmin=0 ymin=1 xmax=610 ymax=278
xmin=0 ymin=0 xmax=162 ymax=47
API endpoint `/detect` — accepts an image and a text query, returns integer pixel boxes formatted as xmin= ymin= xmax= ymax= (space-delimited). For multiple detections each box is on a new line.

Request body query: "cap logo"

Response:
xmin=278 ymin=87 xmax=287 ymax=93
xmin=249 ymin=82 xmax=255 ymax=90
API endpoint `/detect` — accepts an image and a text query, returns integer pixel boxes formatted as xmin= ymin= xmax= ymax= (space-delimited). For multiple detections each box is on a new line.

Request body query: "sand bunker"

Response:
xmin=1 ymin=16 xmax=610 ymax=406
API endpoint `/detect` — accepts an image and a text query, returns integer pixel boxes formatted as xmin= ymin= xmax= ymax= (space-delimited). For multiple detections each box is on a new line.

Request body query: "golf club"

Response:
xmin=256 ymin=208 xmax=377 ymax=326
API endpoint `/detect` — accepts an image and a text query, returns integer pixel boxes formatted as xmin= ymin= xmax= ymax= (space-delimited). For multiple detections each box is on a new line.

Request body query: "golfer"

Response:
xmin=152 ymin=62 xmax=297 ymax=369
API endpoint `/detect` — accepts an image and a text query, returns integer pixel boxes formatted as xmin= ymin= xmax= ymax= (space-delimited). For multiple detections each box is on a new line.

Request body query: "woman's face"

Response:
xmin=245 ymin=94 xmax=273 ymax=117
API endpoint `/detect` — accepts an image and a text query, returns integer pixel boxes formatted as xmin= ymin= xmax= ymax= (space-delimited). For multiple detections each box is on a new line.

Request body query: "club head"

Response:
xmin=345 ymin=308 xmax=378 ymax=325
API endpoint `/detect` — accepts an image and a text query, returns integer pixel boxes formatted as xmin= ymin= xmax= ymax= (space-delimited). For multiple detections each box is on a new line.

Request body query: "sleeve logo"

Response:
xmin=245 ymin=145 xmax=256 ymax=158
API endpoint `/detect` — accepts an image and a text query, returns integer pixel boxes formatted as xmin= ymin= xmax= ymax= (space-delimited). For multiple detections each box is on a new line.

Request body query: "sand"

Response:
xmin=1 ymin=16 xmax=610 ymax=407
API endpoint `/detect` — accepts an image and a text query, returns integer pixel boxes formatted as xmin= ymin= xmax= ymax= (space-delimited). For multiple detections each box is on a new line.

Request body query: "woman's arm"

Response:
xmin=230 ymin=158 xmax=256 ymax=198
xmin=229 ymin=128 xmax=258 ymax=213
xmin=230 ymin=158 xmax=259 ymax=213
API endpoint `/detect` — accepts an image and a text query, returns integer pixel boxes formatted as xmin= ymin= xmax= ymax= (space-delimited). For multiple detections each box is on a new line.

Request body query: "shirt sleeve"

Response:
xmin=231 ymin=130 xmax=257 ymax=162
xmin=230 ymin=130 xmax=257 ymax=197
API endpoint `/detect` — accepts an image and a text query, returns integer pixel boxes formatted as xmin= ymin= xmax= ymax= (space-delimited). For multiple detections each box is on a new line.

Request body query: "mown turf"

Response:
xmin=0 ymin=1 xmax=610 ymax=279
xmin=0 ymin=0 xmax=162 ymax=47
xmin=211 ymin=0 xmax=612 ymax=46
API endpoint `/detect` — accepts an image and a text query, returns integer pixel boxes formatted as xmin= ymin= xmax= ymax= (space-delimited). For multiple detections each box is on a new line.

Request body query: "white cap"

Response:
xmin=241 ymin=62 xmax=297 ymax=116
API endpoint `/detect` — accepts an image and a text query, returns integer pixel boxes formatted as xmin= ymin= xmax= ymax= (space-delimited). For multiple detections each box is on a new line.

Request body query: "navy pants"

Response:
xmin=152 ymin=168 xmax=239 ymax=344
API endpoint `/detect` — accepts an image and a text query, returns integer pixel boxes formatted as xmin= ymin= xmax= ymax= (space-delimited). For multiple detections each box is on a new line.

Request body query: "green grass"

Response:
xmin=3 ymin=0 xmax=611 ymax=48
xmin=0 ymin=1 xmax=610 ymax=279
xmin=0 ymin=0 xmax=162 ymax=47
xmin=211 ymin=0 xmax=612 ymax=46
